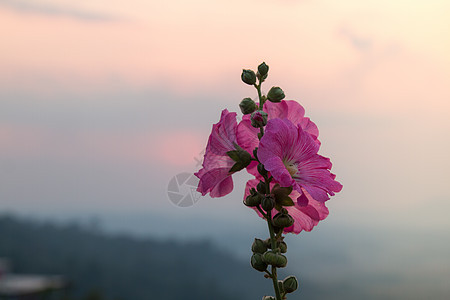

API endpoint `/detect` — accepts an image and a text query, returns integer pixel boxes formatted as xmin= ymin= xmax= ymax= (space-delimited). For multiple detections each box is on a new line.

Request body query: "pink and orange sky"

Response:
xmin=0 ymin=0 xmax=450 ymax=229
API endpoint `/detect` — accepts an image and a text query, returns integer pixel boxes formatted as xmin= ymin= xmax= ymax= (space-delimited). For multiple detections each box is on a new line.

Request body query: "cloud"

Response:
xmin=0 ymin=0 xmax=119 ymax=22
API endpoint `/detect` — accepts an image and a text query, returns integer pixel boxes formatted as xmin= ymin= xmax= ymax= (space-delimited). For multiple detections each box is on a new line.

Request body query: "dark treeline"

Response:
xmin=0 ymin=214 xmax=271 ymax=300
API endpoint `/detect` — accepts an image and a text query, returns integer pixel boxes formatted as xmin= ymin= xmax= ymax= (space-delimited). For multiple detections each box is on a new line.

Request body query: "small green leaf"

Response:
xmin=226 ymin=150 xmax=241 ymax=162
xmin=229 ymin=162 xmax=245 ymax=173
xmin=274 ymin=203 xmax=282 ymax=211
xmin=277 ymin=196 xmax=294 ymax=207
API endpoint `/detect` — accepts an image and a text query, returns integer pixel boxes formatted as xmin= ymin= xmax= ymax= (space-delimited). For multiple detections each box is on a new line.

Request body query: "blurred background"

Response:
xmin=0 ymin=0 xmax=449 ymax=299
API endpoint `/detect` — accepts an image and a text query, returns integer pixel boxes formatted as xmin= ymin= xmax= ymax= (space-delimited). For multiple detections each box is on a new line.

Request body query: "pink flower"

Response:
xmin=195 ymin=109 xmax=240 ymax=197
xmin=236 ymin=100 xmax=319 ymax=175
xmin=244 ymin=179 xmax=329 ymax=234
xmin=258 ymin=118 xmax=342 ymax=202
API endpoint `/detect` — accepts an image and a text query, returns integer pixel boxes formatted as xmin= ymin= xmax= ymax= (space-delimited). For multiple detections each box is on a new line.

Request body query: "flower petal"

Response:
xmin=208 ymin=109 xmax=237 ymax=154
xmin=284 ymin=100 xmax=306 ymax=125
xmin=196 ymin=167 xmax=234 ymax=197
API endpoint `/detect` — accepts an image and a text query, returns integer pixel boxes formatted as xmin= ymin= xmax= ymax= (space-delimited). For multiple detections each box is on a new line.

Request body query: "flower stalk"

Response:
xmin=195 ymin=62 xmax=342 ymax=300
xmin=255 ymin=75 xmax=282 ymax=300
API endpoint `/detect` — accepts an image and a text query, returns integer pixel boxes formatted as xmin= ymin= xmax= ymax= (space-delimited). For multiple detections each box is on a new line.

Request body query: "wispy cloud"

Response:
xmin=0 ymin=0 xmax=119 ymax=22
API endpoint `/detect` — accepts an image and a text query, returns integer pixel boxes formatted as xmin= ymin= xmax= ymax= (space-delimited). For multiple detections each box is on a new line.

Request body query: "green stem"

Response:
xmin=254 ymin=83 xmax=263 ymax=109
xmin=254 ymin=79 xmax=282 ymax=300
xmin=266 ymin=210 xmax=282 ymax=300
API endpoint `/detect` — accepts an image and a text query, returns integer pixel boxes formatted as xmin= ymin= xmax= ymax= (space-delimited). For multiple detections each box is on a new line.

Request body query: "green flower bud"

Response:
xmin=262 ymin=297 xmax=275 ymax=300
xmin=244 ymin=191 xmax=262 ymax=207
xmin=283 ymin=276 xmax=299 ymax=293
xmin=257 ymin=62 xmax=269 ymax=79
xmin=261 ymin=195 xmax=275 ymax=212
xmin=257 ymin=163 xmax=268 ymax=177
xmin=279 ymin=241 xmax=287 ymax=253
xmin=264 ymin=238 xmax=272 ymax=249
xmin=256 ymin=181 xmax=267 ymax=194
xmin=251 ymin=238 xmax=267 ymax=254
xmin=239 ymin=97 xmax=257 ymax=115
xmin=267 ymin=86 xmax=285 ymax=103
xmin=273 ymin=211 xmax=294 ymax=228
xmin=241 ymin=69 xmax=257 ymax=85
xmin=251 ymin=253 xmax=268 ymax=272
xmin=262 ymin=251 xmax=287 ymax=268
xmin=250 ymin=110 xmax=268 ymax=128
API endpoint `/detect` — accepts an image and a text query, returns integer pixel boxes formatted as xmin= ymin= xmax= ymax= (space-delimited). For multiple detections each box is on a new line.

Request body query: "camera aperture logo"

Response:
xmin=167 ymin=172 xmax=200 ymax=207
xmin=166 ymin=149 xmax=207 ymax=208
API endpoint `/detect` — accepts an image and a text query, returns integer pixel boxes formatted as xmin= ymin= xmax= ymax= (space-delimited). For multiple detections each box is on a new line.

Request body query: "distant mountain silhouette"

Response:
xmin=0 ymin=214 xmax=274 ymax=300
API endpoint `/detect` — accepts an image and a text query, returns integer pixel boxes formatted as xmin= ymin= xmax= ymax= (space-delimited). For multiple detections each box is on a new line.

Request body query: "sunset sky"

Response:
xmin=1 ymin=0 xmax=450 ymax=297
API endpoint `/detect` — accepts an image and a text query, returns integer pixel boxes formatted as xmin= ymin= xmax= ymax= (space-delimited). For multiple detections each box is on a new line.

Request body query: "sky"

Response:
xmin=1 ymin=0 xmax=450 ymax=298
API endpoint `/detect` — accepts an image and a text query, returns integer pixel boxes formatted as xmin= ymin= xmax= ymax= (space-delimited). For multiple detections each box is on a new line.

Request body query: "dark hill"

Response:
xmin=0 ymin=214 xmax=270 ymax=300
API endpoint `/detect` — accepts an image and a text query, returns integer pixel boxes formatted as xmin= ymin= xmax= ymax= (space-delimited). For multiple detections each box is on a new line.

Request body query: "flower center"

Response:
xmin=284 ymin=161 xmax=298 ymax=177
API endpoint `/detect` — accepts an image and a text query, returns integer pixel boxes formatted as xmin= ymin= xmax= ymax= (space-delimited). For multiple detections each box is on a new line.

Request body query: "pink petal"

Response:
xmin=264 ymin=100 xmax=288 ymax=120
xmin=284 ymin=100 xmax=306 ymax=125
xmin=208 ymin=109 xmax=237 ymax=154
xmin=196 ymin=167 xmax=234 ymax=197
xmin=236 ymin=116 xmax=259 ymax=154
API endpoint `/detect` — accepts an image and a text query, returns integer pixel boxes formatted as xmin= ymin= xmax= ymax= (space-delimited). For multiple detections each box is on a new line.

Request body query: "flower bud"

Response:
xmin=279 ymin=241 xmax=287 ymax=253
xmin=262 ymin=251 xmax=287 ymax=268
xmin=251 ymin=110 xmax=268 ymax=128
xmin=256 ymin=181 xmax=267 ymax=194
xmin=241 ymin=69 xmax=257 ymax=85
xmin=283 ymin=276 xmax=298 ymax=293
xmin=251 ymin=253 xmax=268 ymax=272
xmin=267 ymin=86 xmax=285 ymax=103
xmin=261 ymin=195 xmax=275 ymax=212
xmin=264 ymin=238 xmax=272 ymax=249
xmin=262 ymin=297 xmax=275 ymax=300
xmin=244 ymin=192 xmax=262 ymax=207
xmin=273 ymin=211 xmax=294 ymax=228
xmin=257 ymin=163 xmax=268 ymax=177
xmin=239 ymin=98 xmax=257 ymax=115
xmin=257 ymin=62 xmax=269 ymax=78
xmin=251 ymin=238 xmax=267 ymax=254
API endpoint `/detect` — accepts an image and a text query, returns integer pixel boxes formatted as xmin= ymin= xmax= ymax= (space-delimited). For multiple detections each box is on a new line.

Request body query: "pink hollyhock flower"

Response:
xmin=195 ymin=109 xmax=241 ymax=198
xmin=258 ymin=118 xmax=342 ymax=202
xmin=244 ymin=179 xmax=329 ymax=233
xmin=237 ymin=100 xmax=319 ymax=175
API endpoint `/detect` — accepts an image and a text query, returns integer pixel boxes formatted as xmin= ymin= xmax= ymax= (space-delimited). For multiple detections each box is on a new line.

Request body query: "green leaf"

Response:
xmin=274 ymin=203 xmax=282 ymax=211
xmin=226 ymin=150 xmax=241 ymax=162
xmin=277 ymin=196 xmax=294 ymax=207
xmin=229 ymin=162 xmax=245 ymax=173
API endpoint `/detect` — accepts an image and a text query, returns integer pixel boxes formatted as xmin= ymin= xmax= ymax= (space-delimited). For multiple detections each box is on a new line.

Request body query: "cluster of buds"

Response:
xmin=239 ymin=62 xmax=285 ymax=130
xmin=251 ymin=233 xmax=298 ymax=298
